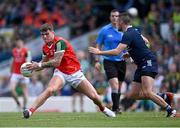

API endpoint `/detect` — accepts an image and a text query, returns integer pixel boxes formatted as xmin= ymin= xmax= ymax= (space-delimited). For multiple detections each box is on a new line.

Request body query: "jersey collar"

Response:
xmin=125 ymin=25 xmax=133 ymax=31
xmin=110 ymin=23 xmax=119 ymax=32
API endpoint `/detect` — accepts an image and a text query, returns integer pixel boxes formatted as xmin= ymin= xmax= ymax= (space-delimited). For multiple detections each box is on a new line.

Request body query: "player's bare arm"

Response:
xmin=25 ymin=54 xmax=47 ymax=71
xmin=141 ymin=35 xmax=149 ymax=43
xmin=32 ymin=55 xmax=48 ymax=71
xmin=89 ymin=43 xmax=127 ymax=56
xmin=27 ymin=51 xmax=64 ymax=71
xmin=41 ymin=50 xmax=64 ymax=68
xmin=95 ymin=44 xmax=101 ymax=61
xmin=94 ymin=44 xmax=102 ymax=71
xmin=39 ymin=40 xmax=66 ymax=68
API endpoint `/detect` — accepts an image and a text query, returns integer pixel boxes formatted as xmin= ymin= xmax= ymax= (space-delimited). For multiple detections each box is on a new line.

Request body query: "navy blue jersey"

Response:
xmin=121 ymin=27 xmax=155 ymax=65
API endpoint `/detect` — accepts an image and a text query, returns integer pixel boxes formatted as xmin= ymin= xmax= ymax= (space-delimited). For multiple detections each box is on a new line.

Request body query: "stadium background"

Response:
xmin=0 ymin=0 xmax=179 ymax=112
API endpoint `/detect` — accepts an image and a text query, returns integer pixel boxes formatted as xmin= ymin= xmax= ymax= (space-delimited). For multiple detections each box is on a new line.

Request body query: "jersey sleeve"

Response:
xmin=55 ymin=40 xmax=67 ymax=52
xmin=121 ymin=32 xmax=132 ymax=46
xmin=96 ymin=28 xmax=105 ymax=45
xmin=24 ymin=48 xmax=28 ymax=57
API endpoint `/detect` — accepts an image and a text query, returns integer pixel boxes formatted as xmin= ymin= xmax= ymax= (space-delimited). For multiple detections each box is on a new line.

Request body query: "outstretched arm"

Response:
xmin=94 ymin=44 xmax=102 ymax=71
xmin=26 ymin=51 xmax=64 ymax=71
xmin=89 ymin=43 xmax=127 ymax=56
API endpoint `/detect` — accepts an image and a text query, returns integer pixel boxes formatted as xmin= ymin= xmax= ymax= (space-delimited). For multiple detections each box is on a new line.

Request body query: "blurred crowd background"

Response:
xmin=0 ymin=0 xmax=180 ymax=111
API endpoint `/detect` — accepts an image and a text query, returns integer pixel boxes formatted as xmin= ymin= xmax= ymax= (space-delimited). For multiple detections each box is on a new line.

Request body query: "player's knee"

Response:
xmin=10 ymin=86 xmax=16 ymax=92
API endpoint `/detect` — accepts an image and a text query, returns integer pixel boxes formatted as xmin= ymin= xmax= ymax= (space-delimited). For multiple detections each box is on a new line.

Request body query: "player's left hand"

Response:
xmin=88 ymin=47 xmax=100 ymax=54
xmin=26 ymin=61 xmax=41 ymax=71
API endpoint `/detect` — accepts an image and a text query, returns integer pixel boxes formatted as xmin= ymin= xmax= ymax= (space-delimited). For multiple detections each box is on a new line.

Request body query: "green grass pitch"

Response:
xmin=0 ymin=112 xmax=179 ymax=127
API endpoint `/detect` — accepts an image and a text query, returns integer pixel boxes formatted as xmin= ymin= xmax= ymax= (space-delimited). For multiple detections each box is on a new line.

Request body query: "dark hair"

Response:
xmin=111 ymin=9 xmax=119 ymax=13
xmin=40 ymin=23 xmax=54 ymax=32
xmin=119 ymin=12 xmax=131 ymax=25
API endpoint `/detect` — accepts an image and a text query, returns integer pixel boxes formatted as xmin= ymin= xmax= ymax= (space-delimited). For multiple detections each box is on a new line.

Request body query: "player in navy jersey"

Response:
xmin=95 ymin=9 xmax=126 ymax=113
xmin=89 ymin=13 xmax=176 ymax=117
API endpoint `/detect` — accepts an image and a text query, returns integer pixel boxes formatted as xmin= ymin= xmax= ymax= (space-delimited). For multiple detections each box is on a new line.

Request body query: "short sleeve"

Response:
xmin=96 ymin=28 xmax=105 ymax=45
xmin=55 ymin=40 xmax=67 ymax=52
xmin=121 ymin=32 xmax=132 ymax=46
xmin=24 ymin=48 xmax=28 ymax=57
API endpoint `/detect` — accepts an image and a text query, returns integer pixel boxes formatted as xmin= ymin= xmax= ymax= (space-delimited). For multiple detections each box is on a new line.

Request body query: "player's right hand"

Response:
xmin=88 ymin=47 xmax=100 ymax=55
xmin=26 ymin=61 xmax=41 ymax=71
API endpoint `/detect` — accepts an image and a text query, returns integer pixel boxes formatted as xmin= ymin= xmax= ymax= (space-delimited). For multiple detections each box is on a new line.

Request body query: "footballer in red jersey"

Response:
xmin=23 ymin=23 xmax=116 ymax=119
xmin=42 ymin=36 xmax=81 ymax=74
xmin=9 ymin=39 xmax=31 ymax=110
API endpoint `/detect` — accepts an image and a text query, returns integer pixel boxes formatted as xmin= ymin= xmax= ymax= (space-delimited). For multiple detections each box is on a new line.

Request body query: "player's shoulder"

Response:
xmin=97 ymin=24 xmax=111 ymax=37
xmin=124 ymin=27 xmax=136 ymax=35
xmin=127 ymin=27 xmax=140 ymax=33
xmin=54 ymin=36 xmax=68 ymax=43
xmin=23 ymin=47 xmax=28 ymax=51
xmin=18 ymin=47 xmax=28 ymax=54
xmin=101 ymin=24 xmax=112 ymax=30
xmin=54 ymin=36 xmax=63 ymax=41
xmin=42 ymin=42 xmax=47 ymax=50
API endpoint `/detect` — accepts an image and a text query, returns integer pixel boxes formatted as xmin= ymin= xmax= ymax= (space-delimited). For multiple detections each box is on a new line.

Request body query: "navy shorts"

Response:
xmin=133 ymin=57 xmax=158 ymax=83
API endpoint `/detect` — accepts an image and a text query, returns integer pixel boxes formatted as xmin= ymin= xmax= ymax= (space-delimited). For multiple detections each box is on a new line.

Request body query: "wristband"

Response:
xmin=38 ymin=62 xmax=42 ymax=68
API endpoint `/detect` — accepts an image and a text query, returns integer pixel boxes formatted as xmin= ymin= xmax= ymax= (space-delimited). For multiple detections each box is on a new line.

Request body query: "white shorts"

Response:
xmin=53 ymin=69 xmax=86 ymax=88
xmin=10 ymin=73 xmax=30 ymax=85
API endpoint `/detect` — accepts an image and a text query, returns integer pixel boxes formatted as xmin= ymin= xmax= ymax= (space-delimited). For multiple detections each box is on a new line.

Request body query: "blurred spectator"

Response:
xmin=136 ymin=100 xmax=155 ymax=111
xmin=93 ymin=72 xmax=111 ymax=108
xmin=71 ymin=50 xmax=90 ymax=112
xmin=0 ymin=76 xmax=11 ymax=97
xmin=0 ymin=0 xmax=113 ymax=61
xmin=28 ymin=75 xmax=44 ymax=97
xmin=165 ymin=63 xmax=180 ymax=93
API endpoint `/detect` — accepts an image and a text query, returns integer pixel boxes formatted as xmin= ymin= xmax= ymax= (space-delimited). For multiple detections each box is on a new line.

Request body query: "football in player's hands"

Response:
xmin=20 ymin=62 xmax=33 ymax=77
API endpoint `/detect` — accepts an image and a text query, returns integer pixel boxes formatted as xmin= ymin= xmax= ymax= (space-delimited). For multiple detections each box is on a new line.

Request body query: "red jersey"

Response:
xmin=12 ymin=47 xmax=28 ymax=74
xmin=42 ymin=36 xmax=81 ymax=74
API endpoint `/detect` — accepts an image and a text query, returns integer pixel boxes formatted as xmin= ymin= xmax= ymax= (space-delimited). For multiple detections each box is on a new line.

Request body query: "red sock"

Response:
xmin=29 ymin=108 xmax=36 ymax=113
xmin=99 ymin=106 xmax=105 ymax=112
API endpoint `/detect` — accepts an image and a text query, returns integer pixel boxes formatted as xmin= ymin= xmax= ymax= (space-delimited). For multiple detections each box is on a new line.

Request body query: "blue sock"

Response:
xmin=165 ymin=105 xmax=172 ymax=113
